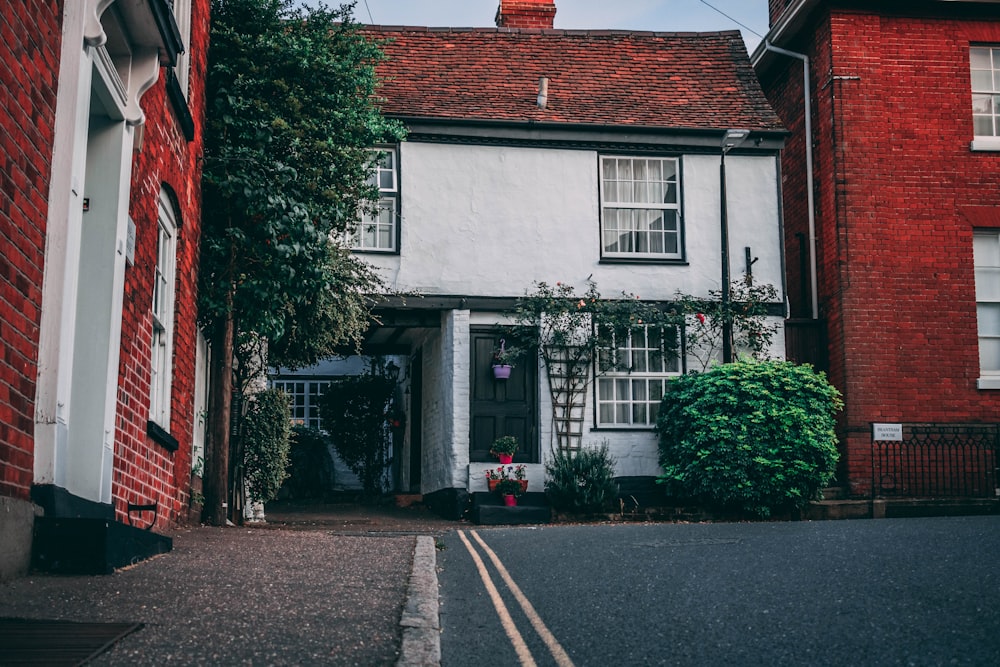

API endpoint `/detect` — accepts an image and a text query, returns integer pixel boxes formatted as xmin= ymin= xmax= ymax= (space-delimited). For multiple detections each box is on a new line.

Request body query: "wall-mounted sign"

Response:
xmin=126 ymin=217 xmax=136 ymax=266
xmin=872 ymin=423 xmax=903 ymax=441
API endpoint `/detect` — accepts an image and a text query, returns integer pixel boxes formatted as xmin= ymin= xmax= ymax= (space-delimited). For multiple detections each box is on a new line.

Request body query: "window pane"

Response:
xmin=974 ymin=114 xmax=995 ymax=136
xmin=972 ymin=70 xmax=993 ymax=90
xmin=619 ymin=159 xmax=632 ymax=181
xmin=632 ymin=380 xmax=647 ymax=401
xmin=975 ymin=232 xmax=1000 ymax=265
xmin=971 ymin=47 xmax=991 ymax=69
xmin=598 ymin=379 xmax=613 ymax=400
xmin=631 ymin=402 xmax=646 ymax=424
xmin=972 ymin=94 xmax=993 ymax=115
xmin=649 ymin=379 xmax=664 ymax=401
xmin=603 ymin=159 xmax=617 ymax=181
xmin=981 ymin=337 xmax=1000 ymax=372
xmin=976 ymin=268 xmax=1000 ymax=301
xmin=979 ymin=303 xmax=1000 ymax=336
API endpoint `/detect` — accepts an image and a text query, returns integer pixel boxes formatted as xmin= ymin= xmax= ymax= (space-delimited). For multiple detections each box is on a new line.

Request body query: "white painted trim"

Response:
xmin=978 ymin=377 xmax=1000 ymax=389
xmin=971 ymin=137 xmax=1000 ymax=151
xmin=35 ymin=2 xmax=94 ymax=486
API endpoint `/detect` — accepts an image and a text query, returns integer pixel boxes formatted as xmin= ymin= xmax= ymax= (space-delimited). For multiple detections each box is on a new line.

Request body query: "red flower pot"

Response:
xmin=503 ymin=494 xmax=517 ymax=507
xmin=497 ymin=453 xmax=513 ymax=464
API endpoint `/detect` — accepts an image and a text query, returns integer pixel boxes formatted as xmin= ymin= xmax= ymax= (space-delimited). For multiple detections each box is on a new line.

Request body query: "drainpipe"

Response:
xmin=764 ymin=40 xmax=818 ymax=321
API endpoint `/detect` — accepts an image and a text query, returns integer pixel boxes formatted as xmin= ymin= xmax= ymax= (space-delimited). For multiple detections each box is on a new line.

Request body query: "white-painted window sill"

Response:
xmin=977 ymin=377 xmax=1000 ymax=390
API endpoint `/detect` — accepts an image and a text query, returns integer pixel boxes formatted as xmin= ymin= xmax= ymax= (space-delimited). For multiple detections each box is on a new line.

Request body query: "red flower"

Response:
xmin=696 ymin=313 xmax=706 ymax=324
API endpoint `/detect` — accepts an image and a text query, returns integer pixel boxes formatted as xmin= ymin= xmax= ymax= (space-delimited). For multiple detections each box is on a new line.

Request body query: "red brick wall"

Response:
xmin=759 ymin=5 xmax=1000 ymax=494
xmin=0 ymin=1 xmax=61 ymax=501
xmin=111 ymin=0 xmax=209 ymax=528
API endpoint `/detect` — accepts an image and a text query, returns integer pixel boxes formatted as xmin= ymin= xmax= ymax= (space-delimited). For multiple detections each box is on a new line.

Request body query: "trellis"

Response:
xmin=542 ymin=344 xmax=591 ymax=452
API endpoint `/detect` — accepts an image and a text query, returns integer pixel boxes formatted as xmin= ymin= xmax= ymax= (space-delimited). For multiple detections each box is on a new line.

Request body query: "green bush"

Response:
xmin=544 ymin=442 xmax=619 ymax=513
xmin=281 ymin=426 xmax=334 ymax=500
xmin=243 ymin=388 xmax=292 ymax=503
xmin=655 ymin=360 xmax=842 ymax=517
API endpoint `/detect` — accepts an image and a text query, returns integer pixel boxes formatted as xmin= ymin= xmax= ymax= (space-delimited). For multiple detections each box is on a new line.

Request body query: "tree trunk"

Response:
xmin=203 ymin=304 xmax=234 ymax=526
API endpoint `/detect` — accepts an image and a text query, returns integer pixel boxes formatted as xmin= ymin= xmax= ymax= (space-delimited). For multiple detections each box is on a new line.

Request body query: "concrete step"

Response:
xmin=471 ymin=492 xmax=551 ymax=525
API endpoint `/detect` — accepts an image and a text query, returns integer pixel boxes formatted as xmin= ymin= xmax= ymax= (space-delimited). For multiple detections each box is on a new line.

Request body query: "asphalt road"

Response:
xmin=438 ymin=516 xmax=1000 ymax=666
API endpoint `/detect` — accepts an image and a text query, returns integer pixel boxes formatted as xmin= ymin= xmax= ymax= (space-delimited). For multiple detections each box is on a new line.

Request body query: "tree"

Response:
xmin=199 ymin=0 xmax=404 ymax=524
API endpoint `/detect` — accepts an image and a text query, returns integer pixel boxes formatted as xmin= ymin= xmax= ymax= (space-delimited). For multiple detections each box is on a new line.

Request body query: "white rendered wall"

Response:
xmin=365 ymin=143 xmax=784 ymax=302
xmin=370 ymin=141 xmax=785 ymax=489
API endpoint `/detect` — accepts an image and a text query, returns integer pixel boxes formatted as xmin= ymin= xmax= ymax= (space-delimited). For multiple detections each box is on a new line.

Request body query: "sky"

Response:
xmin=298 ymin=1 xmax=771 ymax=54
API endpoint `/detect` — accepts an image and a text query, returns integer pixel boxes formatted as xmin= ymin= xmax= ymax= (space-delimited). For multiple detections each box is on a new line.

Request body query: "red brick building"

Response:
xmin=0 ymin=0 xmax=209 ymax=578
xmin=754 ymin=0 xmax=1000 ymax=498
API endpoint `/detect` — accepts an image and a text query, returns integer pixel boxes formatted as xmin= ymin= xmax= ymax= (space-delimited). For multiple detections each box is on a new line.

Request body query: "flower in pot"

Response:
xmin=489 ymin=435 xmax=519 ymax=463
xmin=492 ymin=339 xmax=520 ymax=379
xmin=485 ymin=464 xmax=527 ymax=506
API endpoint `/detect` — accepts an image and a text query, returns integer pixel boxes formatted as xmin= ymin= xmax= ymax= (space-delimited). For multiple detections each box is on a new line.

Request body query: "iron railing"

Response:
xmin=872 ymin=424 xmax=999 ymax=499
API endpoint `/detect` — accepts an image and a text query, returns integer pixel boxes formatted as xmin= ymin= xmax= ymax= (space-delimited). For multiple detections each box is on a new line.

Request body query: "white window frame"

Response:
xmin=270 ymin=378 xmax=331 ymax=430
xmin=970 ymin=46 xmax=1000 ymax=150
xmin=595 ymin=325 xmax=681 ymax=427
xmin=150 ymin=191 xmax=178 ymax=427
xmin=599 ymin=155 xmax=682 ymax=259
xmin=173 ymin=0 xmax=192 ymax=98
xmin=352 ymin=148 xmax=398 ymax=252
xmin=974 ymin=230 xmax=1000 ymax=389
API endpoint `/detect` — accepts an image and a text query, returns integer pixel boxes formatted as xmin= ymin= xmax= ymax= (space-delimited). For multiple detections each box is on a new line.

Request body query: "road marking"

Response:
xmin=470 ymin=530 xmax=575 ymax=667
xmin=457 ymin=530 xmax=537 ymax=667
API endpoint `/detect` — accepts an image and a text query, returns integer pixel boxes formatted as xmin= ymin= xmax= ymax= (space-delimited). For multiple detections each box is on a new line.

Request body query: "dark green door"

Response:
xmin=469 ymin=329 xmax=538 ymax=463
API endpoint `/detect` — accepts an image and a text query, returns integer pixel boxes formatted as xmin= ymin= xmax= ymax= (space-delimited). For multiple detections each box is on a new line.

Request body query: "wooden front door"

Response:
xmin=469 ymin=329 xmax=538 ymax=463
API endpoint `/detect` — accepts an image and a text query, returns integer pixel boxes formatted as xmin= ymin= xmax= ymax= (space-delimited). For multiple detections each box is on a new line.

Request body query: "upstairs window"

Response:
xmin=150 ymin=191 xmax=178 ymax=428
xmin=971 ymin=46 xmax=1000 ymax=149
xmin=595 ymin=325 xmax=681 ymax=427
xmin=352 ymin=148 xmax=398 ymax=252
xmin=600 ymin=156 xmax=682 ymax=260
xmin=974 ymin=230 xmax=1000 ymax=388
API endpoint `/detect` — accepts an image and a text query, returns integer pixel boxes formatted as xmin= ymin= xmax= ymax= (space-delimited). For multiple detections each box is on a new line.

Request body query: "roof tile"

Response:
xmin=367 ymin=27 xmax=784 ymax=132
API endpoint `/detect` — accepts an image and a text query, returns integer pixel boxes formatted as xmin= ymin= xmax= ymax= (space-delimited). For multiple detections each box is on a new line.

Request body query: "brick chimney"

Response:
xmin=496 ymin=0 xmax=556 ymax=29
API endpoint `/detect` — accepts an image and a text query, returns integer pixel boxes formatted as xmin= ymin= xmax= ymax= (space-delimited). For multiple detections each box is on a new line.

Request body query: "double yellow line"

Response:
xmin=457 ymin=530 xmax=575 ymax=667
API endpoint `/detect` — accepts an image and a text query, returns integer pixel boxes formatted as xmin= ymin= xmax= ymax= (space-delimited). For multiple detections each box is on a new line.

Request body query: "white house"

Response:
xmin=274 ymin=0 xmax=787 ymax=518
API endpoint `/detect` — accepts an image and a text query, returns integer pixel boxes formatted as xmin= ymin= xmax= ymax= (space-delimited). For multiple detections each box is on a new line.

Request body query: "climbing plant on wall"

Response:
xmin=508 ymin=281 xmax=681 ymax=451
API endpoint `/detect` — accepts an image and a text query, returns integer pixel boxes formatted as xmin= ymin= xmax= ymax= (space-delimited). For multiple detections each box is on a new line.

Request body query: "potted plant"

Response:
xmin=485 ymin=464 xmax=527 ymax=506
xmin=491 ymin=339 xmax=519 ymax=379
xmin=489 ymin=435 xmax=519 ymax=464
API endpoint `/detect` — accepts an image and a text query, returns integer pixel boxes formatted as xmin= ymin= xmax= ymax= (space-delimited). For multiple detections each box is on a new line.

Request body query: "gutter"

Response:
xmin=762 ymin=41 xmax=819 ymax=321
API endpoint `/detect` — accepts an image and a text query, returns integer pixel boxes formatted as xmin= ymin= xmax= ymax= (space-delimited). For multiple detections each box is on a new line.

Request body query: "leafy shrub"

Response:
xmin=319 ymin=373 xmax=395 ymax=498
xmin=544 ymin=442 xmax=619 ymax=513
xmin=656 ymin=360 xmax=842 ymax=517
xmin=281 ymin=426 xmax=334 ymax=500
xmin=242 ymin=388 xmax=292 ymax=503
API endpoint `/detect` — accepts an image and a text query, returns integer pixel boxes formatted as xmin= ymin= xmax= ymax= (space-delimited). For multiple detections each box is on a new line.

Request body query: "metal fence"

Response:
xmin=872 ymin=424 xmax=999 ymax=499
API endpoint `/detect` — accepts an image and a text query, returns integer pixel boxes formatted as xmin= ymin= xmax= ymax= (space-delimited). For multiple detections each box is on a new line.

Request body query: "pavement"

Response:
xmin=0 ymin=501 xmax=461 ymax=666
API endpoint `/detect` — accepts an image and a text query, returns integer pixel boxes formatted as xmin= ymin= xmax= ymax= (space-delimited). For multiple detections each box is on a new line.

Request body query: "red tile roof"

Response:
xmin=368 ymin=27 xmax=784 ymax=133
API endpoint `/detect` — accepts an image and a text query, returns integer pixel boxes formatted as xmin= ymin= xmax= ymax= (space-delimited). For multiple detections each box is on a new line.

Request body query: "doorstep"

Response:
xmin=471 ymin=492 xmax=551 ymax=526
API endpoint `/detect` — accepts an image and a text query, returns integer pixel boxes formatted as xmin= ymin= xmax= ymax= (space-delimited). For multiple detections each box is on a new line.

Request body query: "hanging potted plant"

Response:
xmin=491 ymin=338 xmax=519 ymax=379
xmin=485 ymin=464 xmax=527 ymax=506
xmin=489 ymin=435 xmax=519 ymax=464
